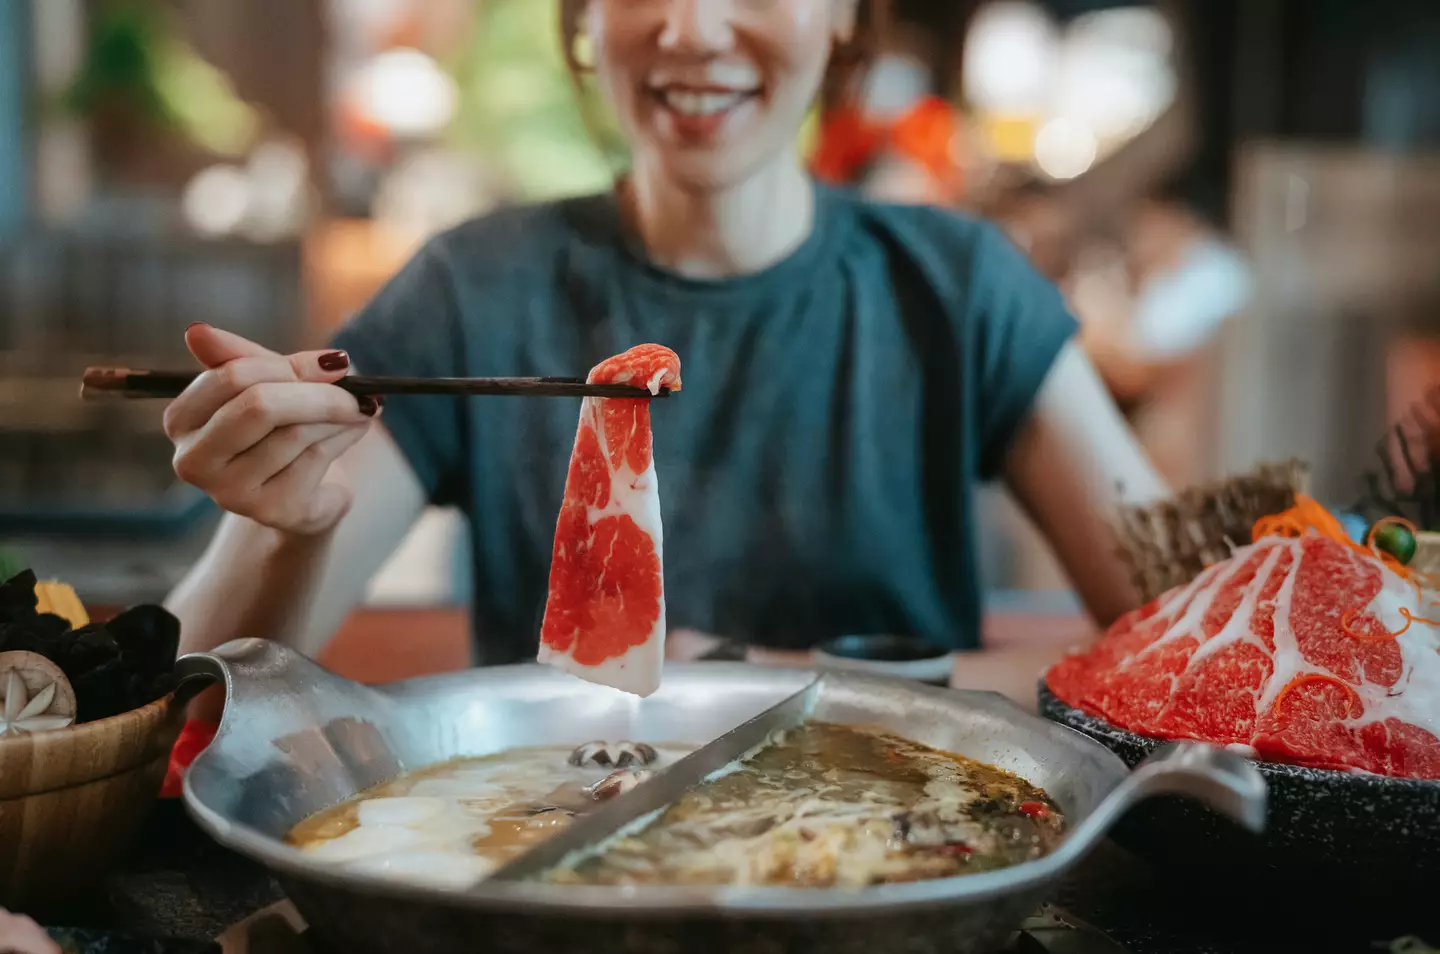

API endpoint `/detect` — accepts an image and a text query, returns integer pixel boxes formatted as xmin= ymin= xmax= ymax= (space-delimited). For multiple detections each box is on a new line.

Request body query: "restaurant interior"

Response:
xmin=0 ymin=0 xmax=1438 ymax=952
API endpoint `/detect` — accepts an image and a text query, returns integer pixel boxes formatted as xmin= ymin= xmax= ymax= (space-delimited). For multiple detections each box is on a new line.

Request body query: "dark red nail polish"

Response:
xmin=319 ymin=351 xmax=350 ymax=372
xmin=357 ymin=395 xmax=379 ymax=417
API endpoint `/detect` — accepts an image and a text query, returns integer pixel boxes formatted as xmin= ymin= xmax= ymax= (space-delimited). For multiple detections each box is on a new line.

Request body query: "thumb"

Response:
xmin=185 ymin=324 xmax=277 ymax=370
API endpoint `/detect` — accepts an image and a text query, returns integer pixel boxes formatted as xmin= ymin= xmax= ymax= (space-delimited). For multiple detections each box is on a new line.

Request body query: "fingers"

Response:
xmin=222 ymin=422 xmax=355 ymax=488
xmin=166 ymin=326 xmax=377 ymax=537
xmin=189 ymin=423 xmax=369 ymax=533
xmin=254 ymin=427 xmax=370 ymax=534
xmin=163 ymin=350 xmax=355 ymax=441
xmin=173 ymin=382 xmax=376 ymax=484
xmin=185 ymin=323 xmax=276 ymax=369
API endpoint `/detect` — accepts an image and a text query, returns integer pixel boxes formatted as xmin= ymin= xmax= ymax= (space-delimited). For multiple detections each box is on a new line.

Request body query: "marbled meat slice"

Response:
xmin=1046 ymin=534 xmax=1440 ymax=779
xmin=537 ymin=345 xmax=681 ymax=697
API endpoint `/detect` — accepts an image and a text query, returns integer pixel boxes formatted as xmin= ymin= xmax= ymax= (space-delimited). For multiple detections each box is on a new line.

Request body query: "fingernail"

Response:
xmin=185 ymin=322 xmax=208 ymax=332
xmin=357 ymin=395 xmax=380 ymax=417
xmin=319 ymin=351 xmax=350 ymax=372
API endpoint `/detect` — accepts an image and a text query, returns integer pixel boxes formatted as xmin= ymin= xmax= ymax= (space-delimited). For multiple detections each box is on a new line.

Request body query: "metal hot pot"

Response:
xmin=176 ymin=639 xmax=1266 ymax=954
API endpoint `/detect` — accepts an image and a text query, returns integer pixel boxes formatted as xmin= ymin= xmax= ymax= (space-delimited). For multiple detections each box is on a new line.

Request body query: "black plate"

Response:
xmin=813 ymin=635 xmax=952 ymax=685
xmin=816 ymin=634 xmax=949 ymax=662
xmin=1038 ymin=682 xmax=1440 ymax=929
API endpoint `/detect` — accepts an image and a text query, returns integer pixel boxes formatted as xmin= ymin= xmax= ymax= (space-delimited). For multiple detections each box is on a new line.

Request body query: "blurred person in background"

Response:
xmin=1031 ymin=0 xmax=1253 ymax=490
xmin=1067 ymin=188 xmax=1251 ymax=486
xmin=160 ymin=0 xmax=1167 ymax=767
xmin=982 ymin=0 xmax=1251 ymax=583
xmin=810 ymin=2 xmax=969 ymax=205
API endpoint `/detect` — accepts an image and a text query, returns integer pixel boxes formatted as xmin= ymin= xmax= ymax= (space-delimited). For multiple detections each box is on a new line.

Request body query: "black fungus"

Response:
xmin=0 ymin=570 xmax=179 ymax=723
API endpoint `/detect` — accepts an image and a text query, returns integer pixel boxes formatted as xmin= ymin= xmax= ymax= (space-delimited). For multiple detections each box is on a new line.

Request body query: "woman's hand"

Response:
xmin=0 ymin=908 xmax=59 ymax=954
xmin=166 ymin=325 xmax=381 ymax=536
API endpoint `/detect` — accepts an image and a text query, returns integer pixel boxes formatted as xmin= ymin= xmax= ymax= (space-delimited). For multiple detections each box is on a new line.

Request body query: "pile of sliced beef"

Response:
xmin=1047 ymin=534 xmax=1440 ymax=779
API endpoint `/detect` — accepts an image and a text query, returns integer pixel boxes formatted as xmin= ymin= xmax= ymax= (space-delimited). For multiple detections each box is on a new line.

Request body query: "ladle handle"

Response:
xmin=1048 ymin=742 xmax=1267 ymax=870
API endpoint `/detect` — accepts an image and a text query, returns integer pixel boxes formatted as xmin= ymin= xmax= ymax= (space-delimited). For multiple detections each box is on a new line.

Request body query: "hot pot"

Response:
xmin=176 ymin=639 xmax=1266 ymax=954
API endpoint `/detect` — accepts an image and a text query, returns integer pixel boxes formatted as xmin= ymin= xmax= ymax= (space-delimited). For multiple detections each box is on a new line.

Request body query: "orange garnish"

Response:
xmin=1271 ymin=673 xmax=1362 ymax=719
xmin=1340 ymin=605 xmax=1440 ymax=642
xmin=1250 ymin=494 xmax=1357 ymax=548
xmin=1251 ymin=495 xmax=1440 ymax=639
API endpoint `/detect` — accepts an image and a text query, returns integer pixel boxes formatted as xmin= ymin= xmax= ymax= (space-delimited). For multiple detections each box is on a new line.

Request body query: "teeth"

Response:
xmin=660 ymin=89 xmax=748 ymax=117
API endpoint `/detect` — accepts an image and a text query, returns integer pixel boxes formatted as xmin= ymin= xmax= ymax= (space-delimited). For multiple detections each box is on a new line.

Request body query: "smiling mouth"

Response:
xmin=649 ymin=86 xmax=761 ymax=118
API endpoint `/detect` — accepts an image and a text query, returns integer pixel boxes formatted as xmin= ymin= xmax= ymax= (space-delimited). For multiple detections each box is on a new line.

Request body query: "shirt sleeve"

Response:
xmin=330 ymin=240 xmax=468 ymax=507
xmin=967 ymin=223 xmax=1080 ymax=480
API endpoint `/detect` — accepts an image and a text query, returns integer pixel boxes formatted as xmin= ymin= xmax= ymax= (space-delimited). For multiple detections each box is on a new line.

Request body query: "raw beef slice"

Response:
xmin=1047 ymin=535 xmax=1440 ymax=779
xmin=538 ymin=345 xmax=681 ymax=697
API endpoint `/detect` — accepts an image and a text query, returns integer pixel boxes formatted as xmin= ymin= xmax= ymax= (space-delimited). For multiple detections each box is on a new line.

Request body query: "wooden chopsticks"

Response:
xmin=79 ymin=368 xmax=675 ymax=401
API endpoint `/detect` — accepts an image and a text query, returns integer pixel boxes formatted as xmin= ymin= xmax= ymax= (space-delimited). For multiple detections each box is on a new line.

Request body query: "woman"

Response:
xmin=164 ymin=0 xmax=1165 ymax=722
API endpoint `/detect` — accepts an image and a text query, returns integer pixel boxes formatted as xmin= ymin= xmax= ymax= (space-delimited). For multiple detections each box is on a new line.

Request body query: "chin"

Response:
xmin=645 ymin=146 xmax=786 ymax=194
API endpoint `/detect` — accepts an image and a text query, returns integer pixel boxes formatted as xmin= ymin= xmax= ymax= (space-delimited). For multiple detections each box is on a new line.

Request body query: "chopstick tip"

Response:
xmin=80 ymin=367 xmax=129 ymax=399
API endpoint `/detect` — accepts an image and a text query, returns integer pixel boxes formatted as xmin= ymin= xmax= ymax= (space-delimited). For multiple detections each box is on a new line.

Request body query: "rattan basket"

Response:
xmin=1114 ymin=460 xmax=1309 ymax=603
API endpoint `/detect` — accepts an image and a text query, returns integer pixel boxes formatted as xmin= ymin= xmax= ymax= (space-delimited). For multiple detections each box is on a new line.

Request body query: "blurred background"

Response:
xmin=0 ymin=0 xmax=1437 ymax=644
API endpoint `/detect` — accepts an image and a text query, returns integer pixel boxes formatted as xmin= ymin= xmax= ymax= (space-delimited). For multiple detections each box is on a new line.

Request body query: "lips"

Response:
xmin=655 ymin=87 xmax=755 ymax=116
xmin=648 ymin=84 xmax=761 ymax=141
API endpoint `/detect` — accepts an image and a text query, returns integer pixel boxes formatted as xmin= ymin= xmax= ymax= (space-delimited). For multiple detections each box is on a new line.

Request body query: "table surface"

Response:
xmin=36 ymin=799 xmax=1429 ymax=954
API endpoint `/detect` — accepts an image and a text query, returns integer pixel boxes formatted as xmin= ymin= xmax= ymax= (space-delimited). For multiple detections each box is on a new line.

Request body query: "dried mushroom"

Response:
xmin=0 ymin=570 xmax=179 ymax=724
xmin=0 ymin=650 xmax=76 ymax=738
xmin=567 ymin=740 xmax=659 ymax=769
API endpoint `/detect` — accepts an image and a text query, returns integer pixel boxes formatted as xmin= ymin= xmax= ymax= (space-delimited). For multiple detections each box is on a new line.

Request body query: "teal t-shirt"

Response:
xmin=333 ymin=184 xmax=1077 ymax=665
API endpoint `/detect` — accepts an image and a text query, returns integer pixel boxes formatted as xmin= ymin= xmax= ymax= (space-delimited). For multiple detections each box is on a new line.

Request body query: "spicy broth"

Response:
xmin=285 ymin=723 xmax=1065 ymax=891
xmin=549 ymin=722 xmax=1065 ymax=888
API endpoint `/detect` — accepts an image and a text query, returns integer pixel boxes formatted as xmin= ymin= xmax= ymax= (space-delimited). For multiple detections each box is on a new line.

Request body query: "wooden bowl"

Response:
xmin=0 ymin=691 xmax=186 ymax=912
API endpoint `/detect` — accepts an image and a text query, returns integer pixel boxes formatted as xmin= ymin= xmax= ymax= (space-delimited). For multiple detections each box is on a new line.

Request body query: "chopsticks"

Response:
xmin=79 ymin=368 xmax=675 ymax=401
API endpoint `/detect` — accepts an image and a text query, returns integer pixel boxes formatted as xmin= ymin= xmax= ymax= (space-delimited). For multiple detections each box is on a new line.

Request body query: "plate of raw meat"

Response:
xmin=1039 ymin=497 xmax=1440 ymax=920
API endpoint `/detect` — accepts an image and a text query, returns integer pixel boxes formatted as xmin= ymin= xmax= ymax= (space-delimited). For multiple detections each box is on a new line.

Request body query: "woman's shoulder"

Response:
xmin=828 ymin=188 xmax=1029 ymax=305
xmin=831 ymin=187 xmax=1001 ymax=254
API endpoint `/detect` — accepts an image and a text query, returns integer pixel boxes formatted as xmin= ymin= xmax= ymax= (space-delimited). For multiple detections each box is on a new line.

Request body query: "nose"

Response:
xmin=658 ymin=0 xmax=736 ymax=54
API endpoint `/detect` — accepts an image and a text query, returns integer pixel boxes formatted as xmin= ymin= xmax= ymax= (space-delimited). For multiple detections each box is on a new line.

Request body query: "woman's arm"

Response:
xmin=1001 ymin=339 xmax=1169 ymax=628
xmin=166 ymin=424 xmax=425 ymax=717
xmin=168 ymin=424 xmax=425 ymax=657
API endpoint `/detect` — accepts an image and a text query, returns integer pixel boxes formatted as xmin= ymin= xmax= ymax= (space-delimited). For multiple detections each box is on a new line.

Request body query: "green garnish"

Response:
xmin=1372 ymin=521 xmax=1418 ymax=565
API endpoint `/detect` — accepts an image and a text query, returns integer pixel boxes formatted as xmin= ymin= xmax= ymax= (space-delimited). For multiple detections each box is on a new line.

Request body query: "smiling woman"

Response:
xmin=560 ymin=0 xmax=879 ymax=193
xmin=164 ymin=0 xmax=1160 ymax=737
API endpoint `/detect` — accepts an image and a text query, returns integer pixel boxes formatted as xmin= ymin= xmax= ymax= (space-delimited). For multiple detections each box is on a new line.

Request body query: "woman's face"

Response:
xmin=587 ymin=0 xmax=856 ymax=191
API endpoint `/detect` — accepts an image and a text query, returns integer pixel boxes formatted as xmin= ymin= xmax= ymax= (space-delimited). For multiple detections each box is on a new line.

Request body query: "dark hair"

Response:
xmin=559 ymin=0 xmax=886 ymax=97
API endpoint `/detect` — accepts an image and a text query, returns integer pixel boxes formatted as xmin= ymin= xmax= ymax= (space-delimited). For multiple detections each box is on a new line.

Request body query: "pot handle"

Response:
xmin=1048 ymin=742 xmax=1266 ymax=869
xmin=174 ymin=638 xmax=364 ymax=715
